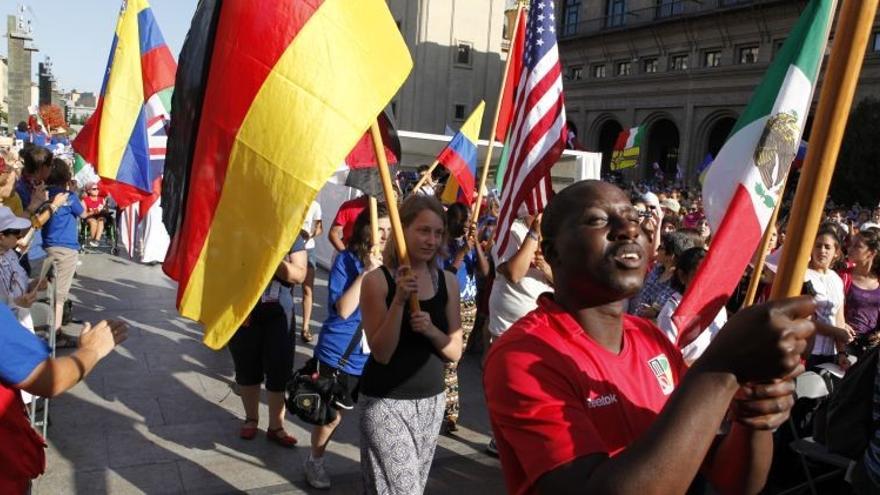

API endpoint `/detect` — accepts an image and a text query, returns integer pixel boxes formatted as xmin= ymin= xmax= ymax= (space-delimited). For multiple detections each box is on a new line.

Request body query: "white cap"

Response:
xmin=642 ymin=192 xmax=660 ymax=208
xmin=0 ymin=205 xmax=31 ymax=232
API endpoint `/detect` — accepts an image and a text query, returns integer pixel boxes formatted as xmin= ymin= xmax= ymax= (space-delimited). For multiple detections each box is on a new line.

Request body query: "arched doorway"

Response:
xmin=706 ymin=117 xmax=737 ymax=158
xmin=645 ymin=119 xmax=680 ymax=180
xmin=597 ymin=119 xmax=623 ymax=175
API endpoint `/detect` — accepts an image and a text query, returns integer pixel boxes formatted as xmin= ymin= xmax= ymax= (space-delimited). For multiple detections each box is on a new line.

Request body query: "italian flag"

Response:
xmin=610 ymin=125 xmax=644 ymax=171
xmin=674 ymin=0 xmax=835 ymax=346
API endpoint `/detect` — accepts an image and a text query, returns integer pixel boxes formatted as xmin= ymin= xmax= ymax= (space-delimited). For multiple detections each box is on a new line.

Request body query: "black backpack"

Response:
xmin=814 ymin=346 xmax=879 ymax=458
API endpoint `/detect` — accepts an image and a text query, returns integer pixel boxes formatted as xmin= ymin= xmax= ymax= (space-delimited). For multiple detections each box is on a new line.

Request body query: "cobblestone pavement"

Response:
xmin=31 ymin=252 xmax=504 ymax=494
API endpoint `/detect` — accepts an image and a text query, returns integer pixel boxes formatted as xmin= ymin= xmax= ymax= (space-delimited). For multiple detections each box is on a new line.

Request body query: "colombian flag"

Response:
xmin=73 ymin=0 xmax=175 ymax=205
xmin=440 ymin=102 xmax=485 ymax=206
xmin=162 ymin=0 xmax=412 ymax=349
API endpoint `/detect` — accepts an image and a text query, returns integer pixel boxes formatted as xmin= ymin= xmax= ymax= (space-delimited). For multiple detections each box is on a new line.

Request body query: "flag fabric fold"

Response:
xmin=674 ymin=0 xmax=836 ymax=346
xmin=610 ymin=125 xmax=644 ymax=171
xmin=162 ymin=0 xmax=412 ymax=350
xmin=494 ymin=0 xmax=567 ymax=257
xmin=440 ymin=101 xmax=485 ymax=206
xmin=326 ymin=110 xmax=401 ymax=200
xmin=494 ymin=8 xmax=527 ymax=192
xmin=73 ymin=0 xmax=175 ymax=206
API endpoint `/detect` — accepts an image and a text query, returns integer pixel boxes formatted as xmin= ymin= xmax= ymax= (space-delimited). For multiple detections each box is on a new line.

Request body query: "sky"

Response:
xmin=2 ymin=0 xmax=197 ymax=93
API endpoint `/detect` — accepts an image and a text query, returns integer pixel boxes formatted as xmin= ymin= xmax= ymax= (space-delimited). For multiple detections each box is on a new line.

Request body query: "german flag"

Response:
xmin=162 ymin=0 xmax=412 ymax=349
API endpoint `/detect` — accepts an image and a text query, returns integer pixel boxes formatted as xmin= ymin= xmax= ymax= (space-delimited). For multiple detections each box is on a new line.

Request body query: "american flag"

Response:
xmin=494 ymin=0 xmax=567 ymax=256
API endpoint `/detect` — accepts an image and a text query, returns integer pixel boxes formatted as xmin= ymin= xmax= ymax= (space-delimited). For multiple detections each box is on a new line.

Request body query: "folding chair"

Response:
xmin=777 ymin=370 xmax=856 ymax=495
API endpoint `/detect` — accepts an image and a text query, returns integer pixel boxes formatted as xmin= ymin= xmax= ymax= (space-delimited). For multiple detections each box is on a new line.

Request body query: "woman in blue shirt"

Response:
xmin=303 ymin=204 xmax=390 ymax=490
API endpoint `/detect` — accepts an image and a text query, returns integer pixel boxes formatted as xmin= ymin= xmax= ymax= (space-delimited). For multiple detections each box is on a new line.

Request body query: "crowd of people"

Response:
xmin=4 ymin=132 xmax=880 ymax=493
xmin=0 ymin=138 xmax=129 ymax=492
xmin=218 ymin=159 xmax=880 ymax=495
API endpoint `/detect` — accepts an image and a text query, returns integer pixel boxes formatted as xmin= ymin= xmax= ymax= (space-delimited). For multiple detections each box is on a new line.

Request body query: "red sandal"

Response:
xmin=240 ymin=418 xmax=258 ymax=440
xmin=266 ymin=427 xmax=298 ymax=448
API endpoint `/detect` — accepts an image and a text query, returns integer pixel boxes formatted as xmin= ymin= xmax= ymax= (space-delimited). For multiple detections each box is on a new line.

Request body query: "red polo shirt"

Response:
xmin=332 ymin=196 xmax=369 ymax=244
xmin=483 ymin=294 xmax=687 ymax=495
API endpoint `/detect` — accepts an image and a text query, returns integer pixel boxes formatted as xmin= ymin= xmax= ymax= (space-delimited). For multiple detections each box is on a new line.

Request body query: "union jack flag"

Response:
xmin=494 ymin=0 xmax=567 ymax=256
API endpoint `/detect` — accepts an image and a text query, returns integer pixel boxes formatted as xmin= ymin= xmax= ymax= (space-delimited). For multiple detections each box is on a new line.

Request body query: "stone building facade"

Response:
xmin=556 ymin=0 xmax=880 ymax=181
xmin=387 ymin=0 xmax=511 ymax=135
xmin=6 ymin=11 xmax=37 ymax=128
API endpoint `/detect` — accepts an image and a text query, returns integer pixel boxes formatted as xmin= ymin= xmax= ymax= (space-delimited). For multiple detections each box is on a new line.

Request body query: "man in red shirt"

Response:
xmin=328 ymin=196 xmax=369 ymax=252
xmin=484 ymin=180 xmax=820 ymax=495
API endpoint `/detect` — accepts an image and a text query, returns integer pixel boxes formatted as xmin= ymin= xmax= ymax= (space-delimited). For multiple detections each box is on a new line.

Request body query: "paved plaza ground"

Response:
xmin=31 ymin=252 xmax=504 ymax=494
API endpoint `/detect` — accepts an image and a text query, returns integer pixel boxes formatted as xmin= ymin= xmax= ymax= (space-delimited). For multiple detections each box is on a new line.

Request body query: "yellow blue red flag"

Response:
xmin=73 ymin=0 xmax=176 ymax=206
xmin=440 ymin=101 xmax=485 ymax=206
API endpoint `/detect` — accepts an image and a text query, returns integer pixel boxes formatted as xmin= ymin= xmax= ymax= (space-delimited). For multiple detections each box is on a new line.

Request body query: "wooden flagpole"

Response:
xmin=770 ymin=0 xmax=877 ymax=300
xmin=370 ymin=120 xmax=420 ymax=312
xmin=470 ymin=3 xmax=525 ymax=224
xmin=742 ymin=191 xmax=784 ymax=308
xmin=369 ymin=196 xmax=379 ymax=254
xmin=411 ymin=159 xmax=440 ymax=194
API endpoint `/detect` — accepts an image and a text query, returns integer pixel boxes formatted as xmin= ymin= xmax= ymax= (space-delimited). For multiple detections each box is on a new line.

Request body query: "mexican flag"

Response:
xmin=674 ymin=0 xmax=835 ymax=347
xmin=73 ymin=153 xmax=100 ymax=189
xmin=610 ymin=125 xmax=644 ymax=171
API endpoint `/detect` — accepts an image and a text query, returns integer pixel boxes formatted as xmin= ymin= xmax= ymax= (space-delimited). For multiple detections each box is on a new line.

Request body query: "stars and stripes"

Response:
xmin=494 ymin=0 xmax=567 ymax=257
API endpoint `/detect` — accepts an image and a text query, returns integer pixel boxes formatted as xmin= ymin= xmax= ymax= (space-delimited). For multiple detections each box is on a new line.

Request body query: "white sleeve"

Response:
xmin=496 ymin=221 xmax=528 ymax=265
xmin=656 ymin=299 xmax=680 ymax=345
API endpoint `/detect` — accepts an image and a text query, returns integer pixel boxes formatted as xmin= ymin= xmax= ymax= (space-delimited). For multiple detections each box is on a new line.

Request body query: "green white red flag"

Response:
xmin=610 ymin=125 xmax=644 ymax=171
xmin=674 ymin=0 xmax=836 ymax=346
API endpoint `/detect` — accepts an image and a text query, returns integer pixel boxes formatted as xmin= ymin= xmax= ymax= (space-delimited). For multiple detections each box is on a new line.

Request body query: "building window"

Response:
xmin=703 ymin=50 xmax=722 ymax=68
xmin=454 ymin=104 xmax=466 ymax=121
xmin=643 ymin=58 xmax=659 ymax=73
xmin=606 ymin=0 xmax=626 ymax=28
xmin=569 ymin=65 xmax=584 ymax=81
xmin=616 ymin=61 xmax=632 ymax=76
xmin=455 ymin=43 xmax=472 ymax=66
xmin=873 ymin=33 xmax=880 ymax=53
xmin=592 ymin=64 xmax=607 ymax=78
xmin=656 ymin=0 xmax=683 ymax=18
xmin=670 ymin=54 xmax=688 ymax=71
xmin=739 ymin=45 xmax=759 ymax=64
xmin=563 ymin=0 xmax=581 ymax=37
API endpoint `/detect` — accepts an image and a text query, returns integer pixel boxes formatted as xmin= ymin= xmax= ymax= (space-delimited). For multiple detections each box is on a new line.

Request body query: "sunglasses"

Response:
xmin=1 ymin=229 xmax=25 ymax=238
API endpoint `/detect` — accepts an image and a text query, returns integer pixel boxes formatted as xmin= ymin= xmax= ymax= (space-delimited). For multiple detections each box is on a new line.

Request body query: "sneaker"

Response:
xmin=304 ymin=456 xmax=331 ymax=489
xmin=486 ymin=438 xmax=499 ymax=457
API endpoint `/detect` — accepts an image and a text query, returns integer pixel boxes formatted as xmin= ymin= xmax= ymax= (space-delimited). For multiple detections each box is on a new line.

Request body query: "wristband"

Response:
xmin=527 ymin=230 xmax=540 ymax=242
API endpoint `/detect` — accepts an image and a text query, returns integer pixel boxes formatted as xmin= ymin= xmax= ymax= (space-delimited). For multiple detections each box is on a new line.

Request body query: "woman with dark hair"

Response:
xmin=629 ymin=230 xmax=703 ymax=319
xmin=41 ymin=158 xmax=84 ymax=348
xmin=358 ymin=195 xmax=463 ymax=494
xmin=804 ymin=223 xmax=856 ymax=369
xmin=843 ymin=227 xmax=880 ymax=358
xmin=303 ymin=205 xmax=390 ymax=490
xmin=657 ymin=247 xmax=725 ymax=364
xmin=441 ymin=202 xmax=489 ymax=433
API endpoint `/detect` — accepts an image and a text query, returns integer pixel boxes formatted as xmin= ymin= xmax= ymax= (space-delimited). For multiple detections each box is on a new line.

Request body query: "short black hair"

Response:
xmin=46 ymin=158 xmax=73 ymax=187
xmin=671 ymin=247 xmax=707 ymax=293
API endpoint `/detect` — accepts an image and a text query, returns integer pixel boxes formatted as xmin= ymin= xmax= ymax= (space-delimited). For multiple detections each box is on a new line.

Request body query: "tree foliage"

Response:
xmin=830 ymin=97 xmax=880 ymax=206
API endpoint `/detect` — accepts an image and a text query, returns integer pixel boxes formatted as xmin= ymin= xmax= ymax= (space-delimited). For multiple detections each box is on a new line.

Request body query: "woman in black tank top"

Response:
xmin=358 ymin=196 xmax=463 ymax=494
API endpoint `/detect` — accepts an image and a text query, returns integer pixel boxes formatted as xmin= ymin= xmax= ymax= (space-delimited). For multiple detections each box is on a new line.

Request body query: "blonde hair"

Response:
xmin=383 ymin=195 xmax=447 ymax=270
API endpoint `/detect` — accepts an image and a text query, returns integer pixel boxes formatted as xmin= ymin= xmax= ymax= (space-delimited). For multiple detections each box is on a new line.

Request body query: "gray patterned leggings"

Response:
xmin=359 ymin=393 xmax=445 ymax=495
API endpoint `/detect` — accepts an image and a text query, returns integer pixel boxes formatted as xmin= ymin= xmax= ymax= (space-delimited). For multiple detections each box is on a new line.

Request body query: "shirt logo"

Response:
xmin=586 ymin=393 xmax=618 ymax=409
xmin=647 ymin=354 xmax=675 ymax=396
